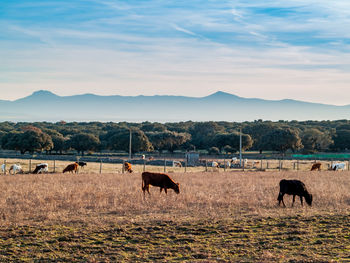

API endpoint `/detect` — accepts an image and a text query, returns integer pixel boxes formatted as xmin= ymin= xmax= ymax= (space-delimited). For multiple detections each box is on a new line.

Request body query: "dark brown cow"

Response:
xmin=142 ymin=172 xmax=180 ymax=197
xmin=311 ymin=162 xmax=321 ymax=171
xmin=124 ymin=162 xmax=133 ymax=173
xmin=278 ymin=179 xmax=312 ymax=207
xmin=63 ymin=163 xmax=78 ymax=173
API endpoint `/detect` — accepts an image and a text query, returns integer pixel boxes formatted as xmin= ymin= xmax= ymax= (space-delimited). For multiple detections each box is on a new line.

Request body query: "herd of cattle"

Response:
xmin=0 ymin=159 xmax=347 ymax=207
xmin=0 ymin=160 xmax=348 ymax=175
xmin=0 ymin=161 xmax=87 ymax=175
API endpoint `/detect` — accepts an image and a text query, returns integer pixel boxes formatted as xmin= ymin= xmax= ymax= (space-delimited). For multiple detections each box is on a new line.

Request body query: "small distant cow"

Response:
xmin=172 ymin=160 xmax=182 ymax=167
xmin=278 ymin=179 xmax=313 ymax=207
xmin=9 ymin=164 xmax=23 ymax=175
xmin=76 ymin=161 xmax=87 ymax=168
xmin=141 ymin=172 xmax=180 ymax=197
xmin=211 ymin=161 xmax=220 ymax=168
xmin=33 ymin=163 xmax=48 ymax=174
xmin=124 ymin=162 xmax=133 ymax=173
xmin=311 ymin=162 xmax=322 ymax=171
xmin=331 ymin=162 xmax=346 ymax=171
xmin=63 ymin=163 xmax=79 ymax=173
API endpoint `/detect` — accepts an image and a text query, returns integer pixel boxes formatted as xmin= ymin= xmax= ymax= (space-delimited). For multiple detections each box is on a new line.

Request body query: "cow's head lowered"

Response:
xmin=173 ymin=182 xmax=180 ymax=194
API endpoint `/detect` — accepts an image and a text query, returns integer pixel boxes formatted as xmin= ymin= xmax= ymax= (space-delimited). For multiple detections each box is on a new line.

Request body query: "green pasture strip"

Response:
xmin=0 ymin=214 xmax=349 ymax=262
xmin=293 ymin=153 xmax=350 ymax=159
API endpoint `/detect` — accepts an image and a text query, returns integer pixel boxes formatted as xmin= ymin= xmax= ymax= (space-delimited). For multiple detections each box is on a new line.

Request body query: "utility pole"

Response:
xmin=129 ymin=129 xmax=132 ymax=161
xmin=239 ymin=127 xmax=242 ymax=167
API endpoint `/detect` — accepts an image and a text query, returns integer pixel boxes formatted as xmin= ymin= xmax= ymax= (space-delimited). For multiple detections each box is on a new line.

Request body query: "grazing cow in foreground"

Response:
xmin=278 ymin=179 xmax=313 ymax=207
xmin=63 ymin=163 xmax=79 ymax=173
xmin=9 ymin=164 xmax=23 ymax=175
xmin=33 ymin=163 xmax=48 ymax=174
xmin=331 ymin=162 xmax=346 ymax=171
xmin=124 ymin=162 xmax=133 ymax=173
xmin=311 ymin=162 xmax=322 ymax=171
xmin=76 ymin=161 xmax=87 ymax=168
xmin=142 ymin=172 xmax=180 ymax=197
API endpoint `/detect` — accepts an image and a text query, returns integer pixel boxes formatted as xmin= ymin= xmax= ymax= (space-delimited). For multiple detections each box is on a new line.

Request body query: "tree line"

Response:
xmin=0 ymin=120 xmax=349 ymax=155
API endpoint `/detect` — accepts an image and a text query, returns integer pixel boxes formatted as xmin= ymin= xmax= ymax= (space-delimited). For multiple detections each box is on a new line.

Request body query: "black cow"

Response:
xmin=278 ymin=179 xmax=312 ymax=207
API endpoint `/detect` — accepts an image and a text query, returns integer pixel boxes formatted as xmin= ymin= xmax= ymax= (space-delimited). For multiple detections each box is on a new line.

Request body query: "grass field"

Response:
xmin=0 ymin=170 xmax=349 ymax=262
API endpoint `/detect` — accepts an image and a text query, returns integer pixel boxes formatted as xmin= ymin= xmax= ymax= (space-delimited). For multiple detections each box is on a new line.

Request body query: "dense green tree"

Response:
xmin=301 ymin=128 xmax=333 ymax=153
xmin=141 ymin=122 xmax=167 ymax=132
xmin=1 ymin=128 xmax=53 ymax=154
xmin=242 ymin=122 xmax=276 ymax=150
xmin=1 ymin=132 xmax=23 ymax=152
xmin=147 ymin=131 xmax=191 ymax=152
xmin=332 ymin=129 xmax=350 ymax=151
xmin=189 ymin=122 xmax=225 ymax=150
xmin=259 ymin=128 xmax=303 ymax=154
xmin=102 ymin=128 xmax=153 ymax=153
xmin=213 ymin=132 xmax=253 ymax=152
xmin=69 ymin=133 xmax=100 ymax=155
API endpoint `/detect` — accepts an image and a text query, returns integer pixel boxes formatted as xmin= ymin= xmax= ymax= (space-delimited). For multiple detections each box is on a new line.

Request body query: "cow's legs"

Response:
xmin=160 ymin=187 xmax=163 ymax=193
xmin=300 ymin=196 xmax=303 ymax=206
xmin=292 ymin=195 xmax=296 ymax=207
xmin=278 ymin=192 xmax=285 ymax=207
xmin=164 ymin=188 xmax=167 ymax=194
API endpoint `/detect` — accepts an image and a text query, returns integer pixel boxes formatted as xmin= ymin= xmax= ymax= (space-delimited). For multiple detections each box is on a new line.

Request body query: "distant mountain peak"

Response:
xmin=205 ymin=91 xmax=240 ymax=99
xmin=31 ymin=90 xmax=59 ymax=97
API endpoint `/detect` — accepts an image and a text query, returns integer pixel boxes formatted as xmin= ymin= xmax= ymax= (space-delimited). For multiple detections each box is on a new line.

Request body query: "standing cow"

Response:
xmin=142 ymin=172 xmax=180 ymax=197
xmin=33 ymin=163 xmax=48 ymax=174
xmin=9 ymin=164 xmax=23 ymax=175
xmin=63 ymin=163 xmax=79 ymax=173
xmin=311 ymin=163 xmax=321 ymax=171
xmin=278 ymin=179 xmax=313 ymax=207
xmin=124 ymin=162 xmax=133 ymax=173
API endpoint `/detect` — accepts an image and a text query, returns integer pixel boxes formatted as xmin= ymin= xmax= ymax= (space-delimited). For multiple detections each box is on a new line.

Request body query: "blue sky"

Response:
xmin=1 ymin=0 xmax=350 ymax=104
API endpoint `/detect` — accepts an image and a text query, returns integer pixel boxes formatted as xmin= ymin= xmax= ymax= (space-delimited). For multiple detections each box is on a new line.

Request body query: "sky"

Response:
xmin=1 ymin=0 xmax=350 ymax=104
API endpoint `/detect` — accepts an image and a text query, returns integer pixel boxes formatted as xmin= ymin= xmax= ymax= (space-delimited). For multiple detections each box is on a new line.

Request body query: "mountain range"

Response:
xmin=0 ymin=90 xmax=349 ymax=122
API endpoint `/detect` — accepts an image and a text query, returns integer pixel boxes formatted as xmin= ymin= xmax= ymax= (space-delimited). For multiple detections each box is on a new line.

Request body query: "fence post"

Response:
xmin=260 ymin=158 xmax=263 ymax=170
xmin=3 ymin=160 xmax=6 ymax=175
xmin=297 ymin=160 xmax=299 ymax=170
xmin=279 ymin=160 xmax=281 ymax=171
xmin=122 ymin=161 xmax=125 ymax=174
xmin=163 ymin=158 xmax=166 ymax=173
xmin=143 ymin=159 xmax=146 ymax=172
xmin=53 ymin=160 xmax=56 ymax=173
xmin=348 ymin=160 xmax=350 ymax=171
xmin=185 ymin=159 xmax=187 ymax=173
xmin=99 ymin=160 xmax=102 ymax=174
xmin=205 ymin=159 xmax=208 ymax=172
xmin=29 ymin=159 xmax=32 ymax=173
xmin=224 ymin=158 xmax=226 ymax=171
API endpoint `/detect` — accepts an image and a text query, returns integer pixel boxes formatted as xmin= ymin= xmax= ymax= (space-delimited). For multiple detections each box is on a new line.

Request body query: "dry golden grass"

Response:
xmin=0 ymin=170 xmax=349 ymax=226
xmin=1 ymin=170 xmax=349 ymax=262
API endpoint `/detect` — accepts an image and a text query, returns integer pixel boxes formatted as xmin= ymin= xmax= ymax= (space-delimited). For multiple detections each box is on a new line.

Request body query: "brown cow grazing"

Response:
xmin=124 ymin=162 xmax=133 ymax=173
xmin=311 ymin=162 xmax=321 ymax=171
xmin=142 ymin=172 xmax=180 ymax=197
xmin=63 ymin=163 xmax=78 ymax=173
xmin=278 ymin=179 xmax=312 ymax=207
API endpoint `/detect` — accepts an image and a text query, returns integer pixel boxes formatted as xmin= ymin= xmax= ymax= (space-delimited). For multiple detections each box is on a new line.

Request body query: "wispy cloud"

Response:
xmin=0 ymin=0 xmax=350 ymax=104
